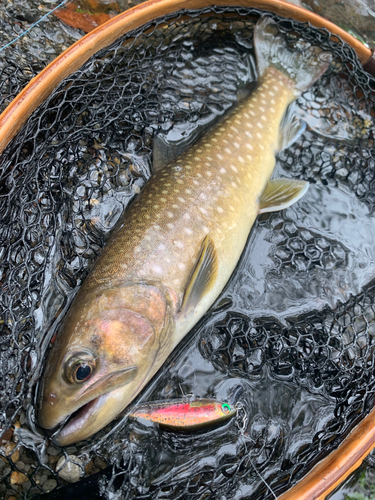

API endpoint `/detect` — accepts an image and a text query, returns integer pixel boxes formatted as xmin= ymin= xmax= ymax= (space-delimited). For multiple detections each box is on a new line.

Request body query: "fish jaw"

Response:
xmin=51 ymin=384 xmax=139 ymax=446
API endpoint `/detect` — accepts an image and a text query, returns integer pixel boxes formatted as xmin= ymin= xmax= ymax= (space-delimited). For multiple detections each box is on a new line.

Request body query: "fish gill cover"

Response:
xmin=0 ymin=6 xmax=375 ymax=499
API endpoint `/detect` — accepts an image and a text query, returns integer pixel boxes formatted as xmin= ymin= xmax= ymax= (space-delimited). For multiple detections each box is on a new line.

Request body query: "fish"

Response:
xmin=129 ymin=398 xmax=236 ymax=430
xmin=38 ymin=16 xmax=331 ymax=446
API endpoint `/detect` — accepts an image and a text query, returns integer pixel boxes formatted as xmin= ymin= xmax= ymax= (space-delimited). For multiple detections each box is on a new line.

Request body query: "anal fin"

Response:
xmin=181 ymin=235 xmax=218 ymax=314
xmin=259 ymin=178 xmax=309 ymax=214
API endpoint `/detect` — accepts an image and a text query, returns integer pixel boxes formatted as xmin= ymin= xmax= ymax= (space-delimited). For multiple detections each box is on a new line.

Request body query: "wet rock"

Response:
xmin=10 ymin=470 xmax=28 ymax=484
xmin=56 ymin=455 xmax=83 ymax=483
xmin=43 ymin=478 xmax=57 ymax=492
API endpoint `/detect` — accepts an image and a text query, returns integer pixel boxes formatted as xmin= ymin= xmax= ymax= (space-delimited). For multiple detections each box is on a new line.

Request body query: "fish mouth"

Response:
xmin=46 ymin=366 xmax=138 ymax=445
xmin=52 ymin=394 xmax=110 ymax=444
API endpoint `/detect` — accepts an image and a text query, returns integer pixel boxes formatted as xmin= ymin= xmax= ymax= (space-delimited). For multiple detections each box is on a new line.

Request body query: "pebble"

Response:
xmin=94 ymin=456 xmax=108 ymax=470
xmin=15 ymin=460 xmax=26 ymax=471
xmin=43 ymin=478 xmax=57 ymax=492
xmin=56 ymin=455 xmax=83 ymax=483
xmin=47 ymin=445 xmax=60 ymax=456
xmin=10 ymin=471 xmax=28 ymax=485
xmin=3 ymin=442 xmax=20 ymax=463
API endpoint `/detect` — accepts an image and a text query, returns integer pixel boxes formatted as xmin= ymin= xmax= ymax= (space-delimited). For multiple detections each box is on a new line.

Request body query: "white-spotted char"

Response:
xmin=38 ymin=16 xmax=331 ymax=445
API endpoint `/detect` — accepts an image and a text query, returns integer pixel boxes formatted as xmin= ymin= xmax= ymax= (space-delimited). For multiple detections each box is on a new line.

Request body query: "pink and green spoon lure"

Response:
xmin=129 ymin=398 xmax=236 ymax=430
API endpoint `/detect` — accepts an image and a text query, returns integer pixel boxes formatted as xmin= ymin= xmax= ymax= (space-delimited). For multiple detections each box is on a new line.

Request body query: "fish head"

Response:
xmin=38 ymin=283 xmax=173 ymax=445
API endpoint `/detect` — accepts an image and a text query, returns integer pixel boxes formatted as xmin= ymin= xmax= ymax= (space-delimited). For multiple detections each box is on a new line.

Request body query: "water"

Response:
xmin=1 ymin=10 xmax=375 ymax=499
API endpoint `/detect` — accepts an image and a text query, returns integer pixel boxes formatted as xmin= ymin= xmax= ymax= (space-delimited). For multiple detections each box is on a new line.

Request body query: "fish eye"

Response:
xmin=222 ymin=403 xmax=231 ymax=414
xmin=63 ymin=352 xmax=96 ymax=384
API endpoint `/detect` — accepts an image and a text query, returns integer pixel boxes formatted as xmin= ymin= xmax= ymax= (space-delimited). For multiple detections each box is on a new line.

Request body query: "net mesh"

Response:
xmin=0 ymin=6 xmax=375 ymax=499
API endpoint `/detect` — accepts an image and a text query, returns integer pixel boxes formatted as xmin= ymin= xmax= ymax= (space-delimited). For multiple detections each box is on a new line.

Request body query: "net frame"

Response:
xmin=0 ymin=1 xmax=374 ymax=499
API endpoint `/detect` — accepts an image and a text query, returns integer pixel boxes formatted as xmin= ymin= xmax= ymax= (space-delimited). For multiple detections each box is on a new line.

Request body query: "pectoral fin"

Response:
xmin=259 ymin=179 xmax=309 ymax=214
xmin=181 ymin=235 xmax=218 ymax=313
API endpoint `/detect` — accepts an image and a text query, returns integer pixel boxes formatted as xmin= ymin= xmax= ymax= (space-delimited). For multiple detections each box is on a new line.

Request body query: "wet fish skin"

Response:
xmin=38 ymin=17 xmax=331 ymax=446
xmin=130 ymin=398 xmax=236 ymax=430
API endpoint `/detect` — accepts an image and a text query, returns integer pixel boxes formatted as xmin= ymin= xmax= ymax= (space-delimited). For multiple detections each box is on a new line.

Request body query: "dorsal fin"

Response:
xmin=259 ymin=178 xmax=309 ymax=214
xmin=181 ymin=235 xmax=218 ymax=314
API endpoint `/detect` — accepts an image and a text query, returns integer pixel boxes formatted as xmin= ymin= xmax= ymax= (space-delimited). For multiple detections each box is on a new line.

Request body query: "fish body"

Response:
xmin=38 ymin=17 xmax=331 ymax=445
xmin=129 ymin=398 xmax=236 ymax=430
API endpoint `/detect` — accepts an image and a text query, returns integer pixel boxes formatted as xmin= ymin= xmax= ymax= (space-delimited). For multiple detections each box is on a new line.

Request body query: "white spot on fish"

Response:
xmin=246 ymin=144 xmax=253 ymax=150
xmin=158 ymin=243 xmax=166 ymax=250
xmin=259 ymin=107 xmax=265 ymax=112
xmin=167 ymin=212 xmax=174 ymax=218
xmin=217 ymin=206 xmax=224 ymax=213
xmin=231 ymin=182 xmax=237 ymax=188
xmin=199 ymin=207 xmax=208 ymax=215
xmin=269 ymin=90 xmax=275 ymax=96
xmin=217 ymin=154 xmax=223 ymax=160
xmin=256 ymin=132 xmax=262 ymax=139
xmin=220 ymin=168 xmax=226 ymax=174
xmin=247 ymin=155 xmax=252 ymax=161
xmin=270 ymin=107 xmax=276 ymax=113
xmin=225 ymin=149 xmax=231 ymax=155
xmin=249 ymin=110 xmax=255 ymax=116
xmin=207 ymin=171 xmax=212 ymax=176
xmin=167 ymin=223 xmax=174 ymax=229
xmin=178 ymin=263 xmax=186 ymax=270
xmin=193 ymin=180 xmax=199 ymax=186
xmin=229 ymin=205 xmax=235 ymax=211
xmin=184 ymin=227 xmax=193 ymax=235
xmin=174 ymin=240 xmax=184 ymax=248
xmin=245 ymin=131 xmax=252 ymax=138
xmin=230 ymin=126 xmax=239 ymax=133
xmin=153 ymin=265 xmax=163 ymax=274
xmin=185 ymin=189 xmax=192 ymax=195
xmin=238 ymin=156 xmax=245 ymax=163
xmin=271 ymin=99 xmax=276 ymax=105
xmin=178 ymin=197 xmax=185 ymax=203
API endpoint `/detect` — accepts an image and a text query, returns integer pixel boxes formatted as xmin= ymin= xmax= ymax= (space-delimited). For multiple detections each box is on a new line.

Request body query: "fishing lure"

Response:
xmin=129 ymin=398 xmax=236 ymax=430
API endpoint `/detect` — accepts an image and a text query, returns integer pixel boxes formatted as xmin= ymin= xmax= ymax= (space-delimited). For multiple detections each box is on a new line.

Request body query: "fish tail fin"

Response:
xmin=254 ymin=16 xmax=332 ymax=95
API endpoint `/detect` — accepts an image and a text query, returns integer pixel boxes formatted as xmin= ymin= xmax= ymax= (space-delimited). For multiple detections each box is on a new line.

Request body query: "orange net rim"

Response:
xmin=0 ymin=1 xmax=373 ymax=499
xmin=0 ymin=0 xmax=372 ymax=158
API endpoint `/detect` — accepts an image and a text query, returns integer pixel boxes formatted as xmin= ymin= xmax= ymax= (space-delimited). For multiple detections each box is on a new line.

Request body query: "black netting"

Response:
xmin=0 ymin=6 xmax=375 ymax=499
